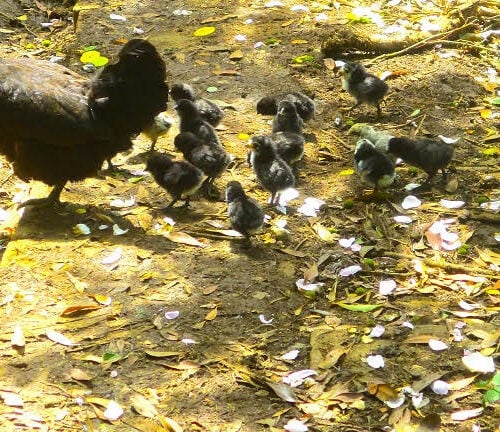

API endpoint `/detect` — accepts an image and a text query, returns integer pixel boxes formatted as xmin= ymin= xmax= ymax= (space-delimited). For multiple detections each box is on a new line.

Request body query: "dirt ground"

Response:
xmin=0 ymin=1 xmax=499 ymax=431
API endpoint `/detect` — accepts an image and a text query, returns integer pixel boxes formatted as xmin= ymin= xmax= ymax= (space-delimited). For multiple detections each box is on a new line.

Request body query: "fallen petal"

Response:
xmin=284 ymin=418 xmax=308 ymax=432
xmin=181 ymin=338 xmax=196 ymax=345
xmin=379 ymin=279 xmax=396 ymax=295
xmin=438 ymin=134 xmax=460 ymax=144
xmin=103 ymin=400 xmax=124 ymax=421
xmin=462 ymin=352 xmax=495 ymax=373
xmin=431 ymin=380 xmax=450 ymax=395
xmin=259 ymin=314 xmax=274 ymax=325
xmin=295 ymin=278 xmax=325 ymax=292
xmin=281 ymin=349 xmax=300 ymax=360
xmin=112 ymin=224 xmax=129 ymax=236
xmin=393 ymin=215 xmax=413 ymax=224
xmin=366 ymin=354 xmax=385 ymax=369
xmin=282 ymin=369 xmax=317 ymax=387
xmin=428 ymin=339 xmax=448 ymax=351
xmin=458 ymin=300 xmax=481 ymax=311
xmin=101 ymin=248 xmax=122 ymax=265
xmin=339 ymin=265 xmax=362 ymax=277
xmin=440 ymin=199 xmax=465 ymax=209
xmin=402 ymin=195 xmax=421 ymax=209
xmin=369 ymin=324 xmax=385 ymax=338
xmin=339 ymin=237 xmax=356 ymax=248
xmin=164 ymin=311 xmax=180 ymax=320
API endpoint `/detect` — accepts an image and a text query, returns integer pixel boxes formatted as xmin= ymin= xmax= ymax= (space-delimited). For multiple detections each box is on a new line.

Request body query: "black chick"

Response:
xmin=146 ymin=152 xmax=204 ymax=209
xmin=341 ymin=62 xmax=388 ymax=117
xmin=257 ymin=92 xmax=315 ymax=121
xmin=226 ymin=181 xmax=265 ymax=238
xmin=175 ymin=99 xmax=221 ymax=148
xmin=174 ymin=132 xmax=231 ymax=193
xmin=170 ymin=83 xmax=224 ymax=127
xmin=354 ymin=138 xmax=395 ymax=192
xmin=247 ymin=132 xmax=305 ymax=167
xmin=386 ymin=137 xmax=454 ymax=183
xmin=0 ymin=39 xmax=168 ymax=207
xmin=272 ymin=100 xmax=304 ymax=134
xmin=249 ymin=136 xmax=295 ymax=205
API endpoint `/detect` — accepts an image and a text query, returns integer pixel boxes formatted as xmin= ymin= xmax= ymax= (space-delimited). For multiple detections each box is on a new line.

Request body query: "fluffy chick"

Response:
xmin=249 ymin=135 xmax=295 ymax=205
xmin=175 ymin=99 xmax=221 ymax=147
xmin=170 ymin=83 xmax=224 ymax=127
xmin=146 ymin=152 xmax=204 ymax=209
xmin=174 ymin=132 xmax=231 ymax=192
xmin=144 ymin=112 xmax=174 ymax=152
xmin=354 ymin=138 xmax=395 ymax=192
xmin=226 ymin=181 xmax=264 ymax=238
xmin=341 ymin=62 xmax=388 ymax=117
xmin=272 ymin=100 xmax=304 ymax=134
xmin=257 ymin=92 xmax=315 ymax=121
xmin=246 ymin=132 xmax=304 ymax=168
xmin=350 ymin=125 xmax=455 ymax=182
xmin=386 ymin=137 xmax=454 ymax=182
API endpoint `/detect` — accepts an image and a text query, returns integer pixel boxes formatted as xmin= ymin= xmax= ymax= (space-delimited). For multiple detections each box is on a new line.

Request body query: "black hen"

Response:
xmin=272 ymin=100 xmax=304 ymax=134
xmin=174 ymin=132 xmax=230 ymax=192
xmin=91 ymin=39 xmax=168 ymax=168
xmin=0 ymin=39 xmax=168 ymax=207
xmin=170 ymin=83 xmax=224 ymax=127
xmin=354 ymin=138 xmax=395 ymax=192
xmin=387 ymin=137 xmax=454 ymax=182
xmin=146 ymin=152 xmax=204 ymax=209
xmin=226 ymin=181 xmax=264 ymax=238
xmin=257 ymin=92 xmax=315 ymax=121
xmin=175 ymin=99 xmax=221 ymax=148
xmin=341 ymin=62 xmax=388 ymax=117
xmin=249 ymin=135 xmax=295 ymax=205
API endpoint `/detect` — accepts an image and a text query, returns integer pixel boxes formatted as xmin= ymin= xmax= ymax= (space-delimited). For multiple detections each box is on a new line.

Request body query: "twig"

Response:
xmin=366 ymin=21 xmax=477 ymax=64
xmin=381 ymin=251 xmax=499 ymax=279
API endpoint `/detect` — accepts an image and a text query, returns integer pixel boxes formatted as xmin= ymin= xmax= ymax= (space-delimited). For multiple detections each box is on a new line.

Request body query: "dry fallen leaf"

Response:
xmin=164 ymin=231 xmax=206 ymax=247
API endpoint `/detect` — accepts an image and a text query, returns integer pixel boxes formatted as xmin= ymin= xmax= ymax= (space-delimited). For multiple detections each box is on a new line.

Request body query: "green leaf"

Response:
xmin=102 ymin=352 xmax=123 ymax=363
xmin=491 ymin=372 xmax=500 ymax=386
xmin=410 ymin=108 xmax=421 ymax=117
xmin=490 ymin=97 xmax=500 ymax=106
xmin=482 ymin=147 xmax=500 ymax=156
xmin=483 ymin=389 xmax=500 ymax=406
xmin=337 ymin=303 xmax=381 ymax=312
xmin=206 ymin=86 xmax=218 ymax=93
xmin=83 ymin=45 xmax=98 ymax=52
xmin=292 ymin=54 xmax=315 ymax=64
xmin=128 ymin=176 xmax=144 ymax=184
xmin=346 ymin=12 xmax=371 ymax=24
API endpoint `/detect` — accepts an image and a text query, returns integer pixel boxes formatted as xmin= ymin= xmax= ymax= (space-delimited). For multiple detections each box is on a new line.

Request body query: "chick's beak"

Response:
xmin=246 ymin=139 xmax=255 ymax=149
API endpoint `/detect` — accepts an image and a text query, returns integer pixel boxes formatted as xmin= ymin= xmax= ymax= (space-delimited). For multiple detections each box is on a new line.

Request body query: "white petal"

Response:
xmin=386 ymin=394 xmax=405 ymax=408
xmin=282 ymin=369 xmax=317 ymax=387
xmin=339 ymin=237 xmax=356 ymax=248
xmin=393 ymin=215 xmax=413 ymax=224
xmin=254 ymin=41 xmax=264 ymax=49
xmin=462 ymin=352 xmax=495 ymax=373
xmin=431 ymin=380 xmax=450 ymax=395
xmin=173 ymin=9 xmax=192 ymax=16
xmin=164 ymin=311 xmax=179 ymax=320
xmin=110 ymin=196 xmax=135 ymax=208
xmin=366 ymin=354 xmax=385 ymax=369
xmin=0 ymin=208 xmax=9 ymax=221
xmin=295 ymin=278 xmax=325 ymax=292
xmin=438 ymin=134 xmax=460 ymax=144
xmin=181 ymin=338 xmax=196 ymax=345
xmin=103 ymin=400 xmax=124 ymax=421
xmin=162 ymin=216 xmax=176 ymax=226
xmin=101 ymin=248 xmax=122 ymax=265
xmin=450 ymin=407 xmax=483 ymax=421
xmin=234 ymin=34 xmax=247 ymax=41
xmin=480 ymin=200 xmax=500 ymax=211
xmin=402 ymin=321 xmax=414 ymax=329
xmin=265 ymin=0 xmax=284 ymax=7
xmin=284 ymin=418 xmax=308 ymax=432
xmin=402 ymin=195 xmax=421 ymax=209
xmin=428 ymin=339 xmax=448 ymax=351
xmin=458 ymin=300 xmax=480 ymax=311
xmin=112 ymin=224 xmax=129 ymax=236
xmin=259 ymin=314 xmax=274 ymax=325
xmin=379 ymin=279 xmax=396 ymax=295
xmin=291 ymin=5 xmax=310 ymax=12
xmin=440 ymin=229 xmax=459 ymax=243
xmin=334 ymin=60 xmax=346 ymax=68
xmin=297 ymin=197 xmax=325 ymax=217
xmin=315 ymin=13 xmax=328 ymax=21
xmin=278 ymin=188 xmax=300 ymax=206
xmin=452 ymin=328 xmax=463 ymax=342
xmin=440 ymin=199 xmax=465 ymax=209
xmin=441 ymin=240 xmax=462 ymax=251
xmin=411 ymin=392 xmax=428 ymax=409
xmin=109 ymin=13 xmax=127 ymax=21
xmin=404 ymin=182 xmax=421 ymax=191
xmin=369 ymin=325 xmax=385 ymax=338
xmin=74 ymin=223 xmax=91 ymax=235
xmin=350 ymin=243 xmax=362 ymax=252
xmin=339 ymin=265 xmax=362 ymax=277
xmin=98 ymin=224 xmax=109 ymax=230
xmin=133 ymin=27 xmax=145 ymax=35
xmin=281 ymin=349 xmax=300 ymax=360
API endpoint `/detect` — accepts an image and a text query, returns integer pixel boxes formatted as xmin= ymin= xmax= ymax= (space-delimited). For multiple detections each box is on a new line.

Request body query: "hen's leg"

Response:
xmin=19 ymin=183 xmax=65 ymax=208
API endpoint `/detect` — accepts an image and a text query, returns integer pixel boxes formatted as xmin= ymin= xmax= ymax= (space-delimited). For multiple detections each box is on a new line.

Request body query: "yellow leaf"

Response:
xmin=205 ymin=308 xmax=218 ymax=321
xmin=291 ymin=39 xmax=308 ymax=44
xmin=193 ymin=26 xmax=216 ymax=37
xmin=16 ymin=15 xmax=28 ymax=21
xmin=80 ymin=50 xmax=101 ymax=63
xmin=238 ymin=133 xmax=250 ymax=140
xmin=339 ymin=169 xmax=354 ymax=176
xmin=480 ymin=109 xmax=492 ymax=119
